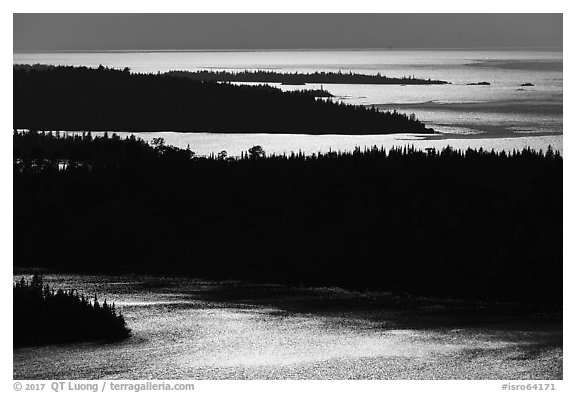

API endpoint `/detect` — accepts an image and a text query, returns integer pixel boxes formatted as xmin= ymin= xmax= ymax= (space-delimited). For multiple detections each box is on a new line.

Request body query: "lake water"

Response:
xmin=13 ymin=275 xmax=562 ymax=380
xmin=14 ymin=50 xmax=562 ymax=155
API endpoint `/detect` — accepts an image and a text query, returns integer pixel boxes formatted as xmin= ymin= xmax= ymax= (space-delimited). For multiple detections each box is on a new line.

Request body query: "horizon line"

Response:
xmin=13 ymin=47 xmax=564 ymax=54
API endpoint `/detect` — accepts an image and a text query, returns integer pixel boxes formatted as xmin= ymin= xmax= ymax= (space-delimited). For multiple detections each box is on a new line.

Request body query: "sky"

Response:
xmin=14 ymin=14 xmax=562 ymax=52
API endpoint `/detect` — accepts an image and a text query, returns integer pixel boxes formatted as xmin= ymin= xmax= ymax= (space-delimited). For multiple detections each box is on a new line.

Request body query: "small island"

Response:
xmin=467 ymin=81 xmax=491 ymax=86
xmin=13 ymin=275 xmax=130 ymax=347
xmin=298 ymin=87 xmax=335 ymax=98
xmin=521 ymin=83 xmax=535 ymax=87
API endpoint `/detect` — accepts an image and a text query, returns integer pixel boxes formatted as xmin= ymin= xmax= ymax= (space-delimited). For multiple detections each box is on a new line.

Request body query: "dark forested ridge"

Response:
xmin=14 ymin=132 xmax=562 ymax=304
xmin=13 ymin=65 xmax=432 ymax=135
xmin=166 ymin=70 xmax=450 ymax=85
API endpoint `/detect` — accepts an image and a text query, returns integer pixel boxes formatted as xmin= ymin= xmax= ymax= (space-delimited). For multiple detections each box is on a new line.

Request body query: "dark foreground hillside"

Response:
xmin=13 ymin=132 xmax=562 ymax=304
xmin=13 ymin=65 xmax=431 ymax=135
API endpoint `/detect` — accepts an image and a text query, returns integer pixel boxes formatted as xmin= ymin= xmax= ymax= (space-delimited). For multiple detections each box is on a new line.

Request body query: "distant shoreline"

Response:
xmin=167 ymin=70 xmax=449 ymax=85
xmin=14 ymin=65 xmax=433 ymax=135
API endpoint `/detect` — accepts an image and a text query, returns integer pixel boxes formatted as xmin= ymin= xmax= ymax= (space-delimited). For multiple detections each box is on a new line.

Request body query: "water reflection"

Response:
xmin=13 ymin=275 xmax=561 ymax=379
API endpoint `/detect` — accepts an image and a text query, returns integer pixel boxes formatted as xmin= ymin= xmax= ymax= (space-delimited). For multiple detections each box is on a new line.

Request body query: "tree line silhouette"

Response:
xmin=13 ymin=274 xmax=130 ymax=347
xmin=166 ymin=69 xmax=450 ymax=85
xmin=13 ymin=65 xmax=432 ymax=135
xmin=13 ymin=132 xmax=562 ymax=304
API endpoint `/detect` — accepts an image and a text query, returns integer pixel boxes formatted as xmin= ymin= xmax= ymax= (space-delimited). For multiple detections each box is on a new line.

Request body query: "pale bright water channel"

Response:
xmin=13 ymin=275 xmax=562 ymax=380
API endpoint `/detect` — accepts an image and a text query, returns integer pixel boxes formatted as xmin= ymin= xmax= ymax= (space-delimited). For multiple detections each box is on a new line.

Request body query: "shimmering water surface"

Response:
xmin=13 ymin=275 xmax=562 ymax=380
xmin=14 ymin=50 xmax=562 ymax=154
